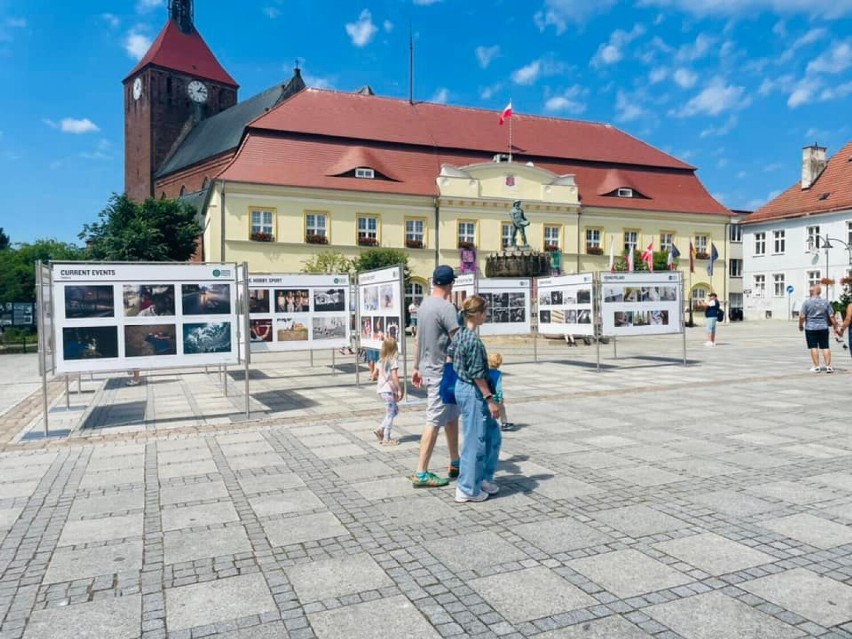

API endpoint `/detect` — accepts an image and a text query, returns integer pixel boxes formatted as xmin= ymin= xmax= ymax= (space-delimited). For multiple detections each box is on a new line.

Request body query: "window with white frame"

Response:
xmin=729 ymin=259 xmax=742 ymax=278
xmin=806 ymin=225 xmax=820 ymax=251
xmin=305 ymin=213 xmax=327 ymax=239
xmin=355 ymin=167 xmax=375 ymax=179
xmin=458 ymin=221 xmax=475 ymax=246
xmin=586 ymin=229 xmax=601 ymax=250
xmin=691 ymin=287 xmax=708 ymax=306
xmin=623 ymin=230 xmax=638 ymax=253
xmin=754 ymin=274 xmax=766 ymax=296
xmin=357 ymin=215 xmax=378 ymax=243
xmin=754 ymin=232 xmax=766 ymax=255
xmin=847 ymin=221 xmax=852 ymax=247
xmin=405 ymin=219 xmax=425 ymax=247
xmin=694 ymin=235 xmax=708 ymax=254
xmin=251 ymin=209 xmax=273 ymax=236
xmin=773 ymin=273 xmax=785 ymax=297
xmin=773 ymin=230 xmax=786 ymax=254
xmin=807 ymin=270 xmax=821 ymax=288
xmin=501 ymin=223 xmax=513 ymax=249
xmin=730 ymin=225 xmax=742 ymax=242
xmin=660 ymin=232 xmax=674 ymax=253
xmin=544 ymin=225 xmax=560 ymax=250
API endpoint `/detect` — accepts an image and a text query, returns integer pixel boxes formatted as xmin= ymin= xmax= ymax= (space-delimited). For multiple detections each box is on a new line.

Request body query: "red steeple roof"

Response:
xmin=124 ymin=19 xmax=237 ymax=87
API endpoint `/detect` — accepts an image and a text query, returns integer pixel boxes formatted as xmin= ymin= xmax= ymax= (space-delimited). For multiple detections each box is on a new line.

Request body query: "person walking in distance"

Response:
xmin=408 ymin=299 xmax=419 ymax=337
xmin=704 ymin=292 xmax=721 ymax=347
xmin=409 ymin=265 xmax=461 ymax=488
xmin=799 ymin=284 xmax=838 ymax=373
xmin=373 ymin=337 xmax=402 ymax=446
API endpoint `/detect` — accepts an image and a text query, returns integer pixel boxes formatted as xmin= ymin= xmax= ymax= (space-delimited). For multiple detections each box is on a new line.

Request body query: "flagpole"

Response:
xmin=508 ymin=101 xmax=513 ymax=162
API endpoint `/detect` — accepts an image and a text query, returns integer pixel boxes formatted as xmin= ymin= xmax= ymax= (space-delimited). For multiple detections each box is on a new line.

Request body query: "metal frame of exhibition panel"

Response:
xmin=597 ymin=271 xmax=687 ymax=369
xmin=245 ymin=272 xmax=354 ymax=373
xmin=356 ymin=265 xmax=406 ymax=396
xmin=38 ymin=261 xmax=251 ymax=436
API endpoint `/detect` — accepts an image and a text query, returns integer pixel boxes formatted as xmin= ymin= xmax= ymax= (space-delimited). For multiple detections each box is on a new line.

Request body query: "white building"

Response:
xmin=742 ymin=142 xmax=852 ymax=320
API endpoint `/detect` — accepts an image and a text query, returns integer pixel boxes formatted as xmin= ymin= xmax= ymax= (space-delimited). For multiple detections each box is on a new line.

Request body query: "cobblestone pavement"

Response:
xmin=1 ymin=323 xmax=852 ymax=638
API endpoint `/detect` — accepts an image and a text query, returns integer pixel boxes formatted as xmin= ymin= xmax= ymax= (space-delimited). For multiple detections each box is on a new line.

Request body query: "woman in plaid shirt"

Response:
xmin=451 ymin=295 xmax=503 ymax=503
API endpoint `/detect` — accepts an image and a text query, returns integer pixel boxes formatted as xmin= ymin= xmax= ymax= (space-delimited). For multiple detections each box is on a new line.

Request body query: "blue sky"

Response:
xmin=2 ymin=0 xmax=852 ymax=245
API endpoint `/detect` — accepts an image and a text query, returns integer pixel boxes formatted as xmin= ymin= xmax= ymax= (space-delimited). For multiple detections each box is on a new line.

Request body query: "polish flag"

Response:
xmin=627 ymin=246 xmax=634 ymax=273
xmin=499 ymin=101 xmax=513 ymax=126
xmin=640 ymin=242 xmax=654 ymax=272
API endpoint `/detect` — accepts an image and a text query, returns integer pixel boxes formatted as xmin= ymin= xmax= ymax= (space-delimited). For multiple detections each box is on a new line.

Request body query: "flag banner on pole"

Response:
xmin=668 ymin=244 xmax=681 ymax=271
xmin=608 ymin=236 xmax=615 ymax=272
xmin=627 ymin=244 xmax=634 ymax=273
xmin=499 ymin=101 xmax=513 ymax=126
xmin=689 ymin=241 xmax=696 ymax=274
xmin=640 ymin=242 xmax=654 ymax=272
xmin=706 ymin=243 xmax=719 ymax=276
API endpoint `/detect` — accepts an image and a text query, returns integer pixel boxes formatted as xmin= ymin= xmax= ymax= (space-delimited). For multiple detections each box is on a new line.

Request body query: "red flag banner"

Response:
xmin=640 ymin=242 xmax=654 ymax=272
xmin=499 ymin=101 xmax=513 ymax=126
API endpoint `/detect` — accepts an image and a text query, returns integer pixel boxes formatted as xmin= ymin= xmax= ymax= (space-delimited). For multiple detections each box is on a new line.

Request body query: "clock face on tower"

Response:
xmin=132 ymin=77 xmax=142 ymax=101
xmin=187 ymin=80 xmax=208 ymax=103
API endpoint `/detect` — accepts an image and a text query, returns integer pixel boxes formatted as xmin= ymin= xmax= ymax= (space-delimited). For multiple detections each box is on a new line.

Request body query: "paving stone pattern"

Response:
xmin=1 ymin=324 xmax=852 ymax=638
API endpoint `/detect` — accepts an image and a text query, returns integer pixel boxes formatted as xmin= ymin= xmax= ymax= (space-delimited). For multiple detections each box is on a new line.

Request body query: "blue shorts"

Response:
xmin=706 ymin=317 xmax=717 ymax=334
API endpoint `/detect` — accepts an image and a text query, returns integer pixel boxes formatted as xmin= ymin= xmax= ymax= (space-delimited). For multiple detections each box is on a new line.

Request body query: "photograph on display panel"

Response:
xmin=312 ymin=316 xmax=347 ymax=340
xmin=372 ymin=316 xmax=385 ymax=340
xmin=125 ymin=324 xmax=177 ymax=357
xmin=362 ymin=286 xmax=379 ymax=312
xmin=123 ymin=285 xmax=175 ymax=317
xmin=385 ymin=316 xmax=400 ymax=340
xmin=361 ymin=316 xmax=373 ymax=339
xmin=277 ymin=317 xmax=308 ymax=341
xmin=62 ymin=326 xmax=119 ymax=360
xmin=274 ymin=289 xmax=310 ymax=313
xmin=181 ymin=284 xmax=231 ymax=315
xmin=250 ymin=319 xmax=273 ymax=342
xmin=313 ymin=288 xmax=346 ymax=312
xmin=182 ymin=322 xmax=232 ymax=354
xmin=64 ymin=285 xmax=115 ymax=319
xmin=380 ymin=284 xmax=395 ymax=310
xmin=249 ymin=289 xmax=270 ymax=314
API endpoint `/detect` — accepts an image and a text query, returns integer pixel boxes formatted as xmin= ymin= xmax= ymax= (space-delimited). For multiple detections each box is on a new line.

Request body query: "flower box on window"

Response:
xmin=306 ymin=234 xmax=328 ymax=245
xmin=250 ymin=232 xmax=274 ymax=242
xmin=586 ymin=246 xmax=603 ymax=255
xmin=358 ymin=237 xmax=379 ymax=247
xmin=840 ymin=276 xmax=852 ymax=286
xmin=405 ymin=239 xmax=424 ymax=249
xmin=457 ymin=240 xmax=476 ymax=250
xmin=820 ymin=277 xmax=835 ymax=286
xmin=545 ymin=244 xmax=560 ymax=252
xmin=695 ymin=251 xmax=710 ymax=260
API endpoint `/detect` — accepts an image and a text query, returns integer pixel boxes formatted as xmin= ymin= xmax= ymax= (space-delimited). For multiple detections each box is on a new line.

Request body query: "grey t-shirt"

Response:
xmin=416 ymin=296 xmax=460 ymax=379
xmin=800 ymin=296 xmax=832 ymax=330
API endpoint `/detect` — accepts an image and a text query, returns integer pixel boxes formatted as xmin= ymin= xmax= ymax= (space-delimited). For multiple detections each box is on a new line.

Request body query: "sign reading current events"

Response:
xmin=478 ymin=278 xmax=532 ymax=336
xmin=51 ymin=263 xmax=240 ymax=374
xmin=358 ymin=266 xmax=403 ymax=350
xmin=537 ymin=273 xmax=595 ymax=337
xmin=600 ymin=271 xmax=683 ymax=336
xmin=247 ymin=273 xmax=350 ymax=352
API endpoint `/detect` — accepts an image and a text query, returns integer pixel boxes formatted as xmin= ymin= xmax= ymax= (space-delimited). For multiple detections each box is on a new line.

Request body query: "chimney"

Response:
xmin=801 ymin=144 xmax=827 ymax=190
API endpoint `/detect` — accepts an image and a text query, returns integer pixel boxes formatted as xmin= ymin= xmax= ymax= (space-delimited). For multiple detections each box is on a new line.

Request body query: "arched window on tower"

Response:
xmin=179 ymin=185 xmax=187 ymax=196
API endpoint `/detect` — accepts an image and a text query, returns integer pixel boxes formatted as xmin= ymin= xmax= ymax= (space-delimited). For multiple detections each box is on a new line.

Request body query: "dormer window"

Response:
xmin=355 ymin=168 xmax=375 ymax=179
xmin=617 ymin=188 xmax=634 ymax=198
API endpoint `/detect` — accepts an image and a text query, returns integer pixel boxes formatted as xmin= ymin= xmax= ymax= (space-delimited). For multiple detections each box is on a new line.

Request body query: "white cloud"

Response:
xmin=5 ymin=17 xmax=26 ymax=28
xmin=512 ymin=60 xmax=541 ymax=85
xmin=544 ymin=85 xmax=587 ymax=114
xmin=125 ymin=29 xmax=152 ymax=60
xmin=673 ymin=67 xmax=697 ymax=88
xmin=0 ymin=16 xmax=27 ymax=41
xmin=818 ymin=80 xmax=852 ymax=101
xmin=479 ymin=83 xmax=503 ymax=100
xmin=101 ymin=13 xmax=120 ymax=28
xmin=80 ymin=139 xmax=113 ymax=161
xmin=673 ymin=77 xmax=749 ymax=116
xmin=263 ymin=7 xmax=281 ymax=19
xmin=636 ymin=0 xmax=852 ymax=19
xmin=737 ymin=170 xmax=747 ymax=178
xmin=383 ymin=20 xmax=393 ymax=32
xmin=44 ymin=118 xmax=100 ymax=134
xmin=787 ymin=76 xmax=821 ymax=107
xmin=413 ymin=0 xmax=442 ymax=4
xmin=699 ymin=115 xmax=738 ymax=137
xmin=431 ymin=88 xmax=450 ymax=104
xmin=591 ymin=24 xmax=645 ymax=68
xmin=615 ymin=90 xmax=646 ymax=122
xmin=764 ymin=162 xmax=784 ymax=172
xmin=136 ymin=0 xmax=164 ymax=12
xmin=345 ymin=9 xmax=378 ymax=47
xmin=302 ymin=72 xmax=335 ymax=90
xmin=476 ymin=45 xmax=500 ymax=69
xmin=649 ymin=67 xmax=668 ymax=83
xmin=675 ymin=33 xmax=714 ymax=62
xmin=534 ymin=0 xmax=618 ymax=34
xmin=806 ymin=40 xmax=852 ymax=75
xmin=757 ymin=74 xmax=794 ymax=96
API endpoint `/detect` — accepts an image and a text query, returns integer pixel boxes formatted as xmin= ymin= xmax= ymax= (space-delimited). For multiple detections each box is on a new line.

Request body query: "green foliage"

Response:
xmin=0 ymin=228 xmax=9 ymax=251
xmin=1 ymin=327 xmax=34 ymax=343
xmin=612 ymin=249 xmax=668 ymax=272
xmin=0 ymin=239 xmax=84 ymax=304
xmin=352 ymin=248 xmax=411 ymax=285
xmin=79 ymin=194 xmax=202 ymax=262
xmin=300 ymin=251 xmax=354 ymax=274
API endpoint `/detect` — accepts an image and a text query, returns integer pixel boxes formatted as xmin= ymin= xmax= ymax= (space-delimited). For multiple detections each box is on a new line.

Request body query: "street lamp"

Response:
xmin=813 ymin=235 xmax=852 ymax=299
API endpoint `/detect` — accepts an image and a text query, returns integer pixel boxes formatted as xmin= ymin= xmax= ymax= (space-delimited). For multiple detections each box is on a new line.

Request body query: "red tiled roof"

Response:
xmin=248 ymin=89 xmax=694 ymax=170
xmin=746 ymin=139 xmax=852 ymax=224
xmin=325 ymin=146 xmax=400 ymax=181
xmin=218 ymin=135 xmax=731 ymax=216
xmin=124 ymin=20 xmax=237 ymax=87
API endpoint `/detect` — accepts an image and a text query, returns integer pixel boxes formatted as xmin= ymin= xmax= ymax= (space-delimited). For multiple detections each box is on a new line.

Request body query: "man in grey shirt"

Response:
xmin=409 ymin=265 xmax=461 ymax=488
xmin=798 ymin=284 xmax=837 ymax=373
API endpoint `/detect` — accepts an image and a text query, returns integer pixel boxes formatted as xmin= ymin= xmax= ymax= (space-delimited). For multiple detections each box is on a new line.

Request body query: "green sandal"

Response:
xmin=409 ymin=472 xmax=449 ymax=488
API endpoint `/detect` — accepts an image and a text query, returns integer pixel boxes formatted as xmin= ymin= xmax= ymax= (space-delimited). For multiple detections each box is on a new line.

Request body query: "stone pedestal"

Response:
xmin=485 ymin=249 xmax=550 ymax=278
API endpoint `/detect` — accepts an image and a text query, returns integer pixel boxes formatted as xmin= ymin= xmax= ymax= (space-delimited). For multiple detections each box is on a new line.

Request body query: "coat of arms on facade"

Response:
xmin=505 ymin=175 xmax=515 ymax=187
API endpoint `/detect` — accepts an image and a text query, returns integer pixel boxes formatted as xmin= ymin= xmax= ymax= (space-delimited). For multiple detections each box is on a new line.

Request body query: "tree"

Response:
xmin=0 ymin=228 xmax=9 ymax=251
xmin=0 ymin=239 xmax=85 ymax=304
xmin=79 ymin=194 xmax=202 ymax=261
xmin=352 ymin=248 xmax=411 ymax=285
xmin=300 ymin=251 xmax=354 ymax=274
xmin=612 ymin=250 xmax=669 ymax=272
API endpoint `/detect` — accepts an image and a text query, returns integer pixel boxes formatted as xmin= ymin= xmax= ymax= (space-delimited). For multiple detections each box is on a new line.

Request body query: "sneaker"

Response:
xmin=825 ymin=366 xmax=834 ymax=373
xmin=454 ymin=488 xmax=488 ymax=503
xmin=809 ymin=366 xmax=821 ymax=373
xmin=500 ymin=422 xmax=514 ymax=431
xmin=381 ymin=438 xmax=399 ymax=446
xmin=447 ymin=462 xmax=460 ymax=479
xmin=126 ymin=379 xmax=141 ymax=386
xmin=373 ymin=427 xmax=385 ymax=442
xmin=480 ymin=480 xmax=500 ymax=495
xmin=410 ymin=472 xmax=449 ymax=488
xmin=704 ymin=341 xmax=714 ymax=347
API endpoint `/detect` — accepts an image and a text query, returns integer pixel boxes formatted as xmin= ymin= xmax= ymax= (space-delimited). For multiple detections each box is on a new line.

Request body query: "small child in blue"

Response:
xmin=488 ymin=353 xmax=513 ymax=431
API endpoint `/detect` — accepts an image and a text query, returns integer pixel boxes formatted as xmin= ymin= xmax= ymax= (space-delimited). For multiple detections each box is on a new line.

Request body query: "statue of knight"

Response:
xmin=509 ymin=200 xmax=530 ymax=248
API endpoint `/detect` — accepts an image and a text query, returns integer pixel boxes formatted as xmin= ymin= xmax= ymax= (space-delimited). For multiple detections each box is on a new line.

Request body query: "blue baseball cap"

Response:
xmin=432 ymin=265 xmax=456 ymax=286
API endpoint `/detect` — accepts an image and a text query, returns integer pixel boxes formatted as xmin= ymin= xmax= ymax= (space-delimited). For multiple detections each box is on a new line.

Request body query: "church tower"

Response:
xmin=123 ymin=0 xmax=238 ymax=201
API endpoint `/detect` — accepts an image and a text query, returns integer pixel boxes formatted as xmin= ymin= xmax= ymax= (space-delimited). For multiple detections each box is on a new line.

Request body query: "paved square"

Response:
xmin=261 ymin=511 xmax=348 ymax=547
xmin=23 ymin=595 xmax=141 ymax=639
xmin=248 ymin=489 xmax=324 ymax=517
xmin=57 ymin=513 xmax=143 ymax=546
xmin=511 ymin=517 xmax=611 ymax=553
xmin=425 ymin=531 xmax=529 ymax=572
xmin=164 ymin=525 xmax=252 ymax=565
xmin=591 ymin=504 xmax=687 ymax=537
xmin=689 ymin=490 xmax=778 ymax=516
xmin=165 ymin=573 xmax=276 ymax=631
xmin=44 ymin=540 xmax=143 ymax=583
xmin=741 ymin=568 xmax=852 ymax=626
xmin=535 ymin=616 xmax=652 ymax=638
xmin=309 ymin=595 xmax=439 ymax=639
xmin=286 ymin=553 xmax=393 ymax=602
xmin=761 ymin=513 xmax=852 ymax=549
xmin=569 ymin=549 xmax=692 ymax=598
xmin=652 ymin=532 xmax=775 ymax=575
xmin=161 ymin=502 xmax=239 ymax=531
